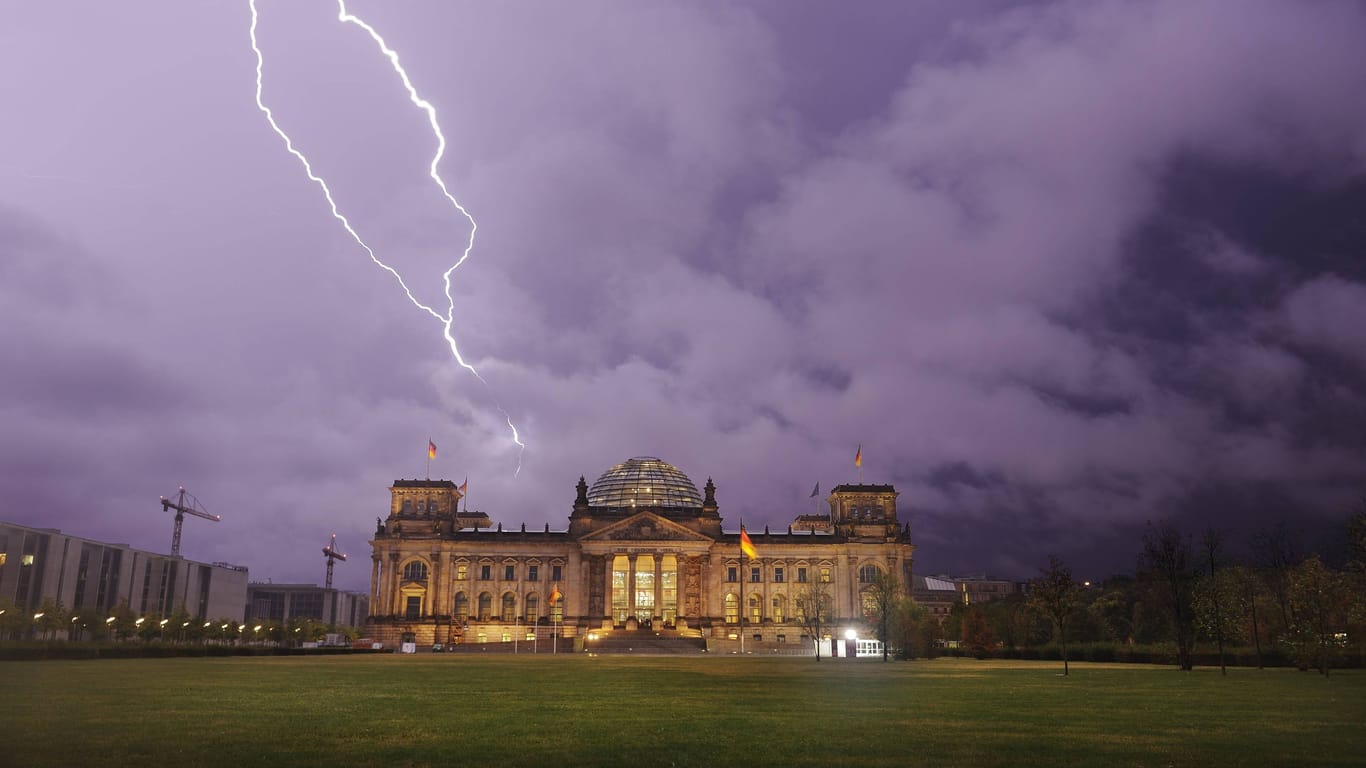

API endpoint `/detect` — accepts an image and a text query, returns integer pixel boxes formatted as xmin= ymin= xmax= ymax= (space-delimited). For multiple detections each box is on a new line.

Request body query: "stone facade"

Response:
xmin=365 ymin=457 xmax=914 ymax=648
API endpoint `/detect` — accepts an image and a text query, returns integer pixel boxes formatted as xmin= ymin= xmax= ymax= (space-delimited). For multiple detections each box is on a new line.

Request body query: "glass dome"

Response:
xmin=587 ymin=456 xmax=703 ymax=511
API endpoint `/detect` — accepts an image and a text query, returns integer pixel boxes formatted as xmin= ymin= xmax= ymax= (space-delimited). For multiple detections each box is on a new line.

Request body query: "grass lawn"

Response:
xmin=2 ymin=655 xmax=1362 ymax=767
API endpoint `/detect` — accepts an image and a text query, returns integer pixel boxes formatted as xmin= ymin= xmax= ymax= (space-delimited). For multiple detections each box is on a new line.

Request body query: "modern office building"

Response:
xmin=366 ymin=456 xmax=915 ymax=648
xmin=245 ymin=582 xmax=369 ymax=628
xmin=0 ymin=520 xmax=249 ymax=620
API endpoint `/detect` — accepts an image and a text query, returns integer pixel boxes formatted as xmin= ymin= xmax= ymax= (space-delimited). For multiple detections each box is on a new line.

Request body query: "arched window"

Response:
xmin=724 ymin=593 xmax=738 ymax=624
xmin=477 ymin=592 xmax=492 ymax=621
xmin=858 ymin=564 xmax=879 ymax=583
xmin=403 ymin=561 xmax=429 ymax=581
xmin=861 ymin=589 xmax=878 ymax=618
xmin=772 ymin=595 xmax=786 ymax=623
xmin=501 ymin=592 xmax=517 ymax=622
xmin=550 ymin=591 xmax=563 ymax=623
xmin=525 ymin=594 xmax=539 ymax=622
xmin=748 ymin=595 xmax=761 ymax=624
xmin=454 ymin=592 xmax=469 ymax=621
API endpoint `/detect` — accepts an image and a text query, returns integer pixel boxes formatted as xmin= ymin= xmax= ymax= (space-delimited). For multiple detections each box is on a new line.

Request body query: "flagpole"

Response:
xmin=426 ymin=437 xmax=432 ymax=480
xmin=739 ymin=520 xmax=746 ymax=656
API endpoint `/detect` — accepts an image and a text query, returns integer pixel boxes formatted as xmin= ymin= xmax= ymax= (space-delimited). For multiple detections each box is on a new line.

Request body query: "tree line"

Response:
xmin=863 ymin=504 xmax=1366 ymax=674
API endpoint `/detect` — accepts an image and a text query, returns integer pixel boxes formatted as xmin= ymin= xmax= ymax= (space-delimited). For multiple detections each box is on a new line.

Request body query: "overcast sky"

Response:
xmin=3 ymin=0 xmax=1364 ymax=591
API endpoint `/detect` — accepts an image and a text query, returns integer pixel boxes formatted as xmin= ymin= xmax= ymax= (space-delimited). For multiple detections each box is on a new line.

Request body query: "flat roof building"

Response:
xmin=0 ymin=520 xmax=248 ymax=621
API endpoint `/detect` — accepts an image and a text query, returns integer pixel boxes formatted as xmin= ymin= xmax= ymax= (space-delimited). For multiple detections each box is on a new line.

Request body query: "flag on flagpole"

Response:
xmin=428 ymin=440 xmax=437 ymax=460
xmin=809 ymin=481 xmax=820 ymax=498
xmin=550 ymin=585 xmax=562 ymax=604
xmin=459 ymin=477 xmax=468 ymax=494
xmin=740 ymin=525 xmax=758 ymax=559
xmin=854 ymin=443 xmax=862 ymax=468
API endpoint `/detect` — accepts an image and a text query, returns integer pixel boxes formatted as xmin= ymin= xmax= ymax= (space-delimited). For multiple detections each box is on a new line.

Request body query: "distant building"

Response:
xmin=245 ymin=583 xmax=369 ymax=628
xmin=0 ymin=521 xmax=248 ymax=620
xmin=913 ymin=573 xmax=1020 ymax=619
xmin=366 ymin=456 xmax=916 ymax=648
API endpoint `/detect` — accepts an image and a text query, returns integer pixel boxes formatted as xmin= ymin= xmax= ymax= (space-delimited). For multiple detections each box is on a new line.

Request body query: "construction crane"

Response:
xmin=322 ymin=533 xmax=347 ymax=589
xmin=159 ymin=487 xmax=220 ymax=557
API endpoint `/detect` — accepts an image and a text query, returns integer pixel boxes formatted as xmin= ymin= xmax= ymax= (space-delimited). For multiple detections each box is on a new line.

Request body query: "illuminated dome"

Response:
xmin=587 ymin=456 xmax=703 ymax=511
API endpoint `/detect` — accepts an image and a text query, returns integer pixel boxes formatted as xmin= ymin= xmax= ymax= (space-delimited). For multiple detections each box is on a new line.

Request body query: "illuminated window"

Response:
xmin=724 ymin=594 xmax=738 ymax=624
xmin=525 ymin=594 xmax=539 ymax=622
xmin=22 ymin=554 xmax=35 ymax=566
xmin=455 ymin=564 xmax=468 ymax=581
xmin=819 ymin=567 xmax=831 ymax=583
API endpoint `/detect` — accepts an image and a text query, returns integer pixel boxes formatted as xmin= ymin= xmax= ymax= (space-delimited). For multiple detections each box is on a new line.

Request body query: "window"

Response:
xmin=504 ymin=565 xmax=516 ymax=581
xmin=402 ymin=561 xmax=428 ymax=581
xmin=796 ymin=567 xmax=808 ymax=583
xmin=525 ymin=594 xmax=539 ymax=622
xmin=454 ymin=592 xmax=469 ymax=620
xmin=501 ymin=593 xmax=516 ymax=622
xmin=774 ymin=567 xmax=784 ymax=583
xmin=405 ymin=596 xmax=421 ymax=620
xmin=749 ymin=595 xmax=761 ymax=624
xmin=724 ymin=594 xmax=738 ymax=624
xmin=819 ymin=567 xmax=831 ymax=583
xmin=727 ymin=566 xmax=738 ymax=583
xmin=477 ymin=592 xmax=492 ymax=620
xmin=551 ymin=565 xmax=563 ymax=582
xmin=859 ymin=565 xmax=879 ymax=583
xmin=455 ymin=564 xmax=468 ymax=581
xmin=772 ymin=595 xmax=785 ymax=623
xmin=480 ymin=564 xmax=491 ymax=580
xmin=750 ymin=567 xmax=761 ymax=583
xmin=528 ymin=565 xmax=539 ymax=582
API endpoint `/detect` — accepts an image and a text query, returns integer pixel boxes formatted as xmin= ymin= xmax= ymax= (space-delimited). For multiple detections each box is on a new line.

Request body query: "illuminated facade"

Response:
xmin=366 ymin=457 xmax=914 ymax=648
xmin=0 ymin=520 xmax=249 ymax=621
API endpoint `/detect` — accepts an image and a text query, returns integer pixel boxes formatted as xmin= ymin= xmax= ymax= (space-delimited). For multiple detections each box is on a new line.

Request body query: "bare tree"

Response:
xmin=796 ymin=578 xmax=833 ymax=662
xmin=1200 ymin=529 xmax=1229 ymax=675
xmin=1029 ymin=555 xmax=1082 ymax=676
xmin=1139 ymin=522 xmax=1197 ymax=671
xmin=863 ymin=570 xmax=902 ymax=662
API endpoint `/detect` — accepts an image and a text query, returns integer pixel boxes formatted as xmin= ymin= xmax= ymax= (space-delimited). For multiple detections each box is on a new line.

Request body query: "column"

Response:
xmin=653 ymin=553 xmax=663 ymax=621
xmin=627 ymin=553 xmax=637 ymax=622
xmin=430 ymin=550 xmax=443 ymax=617
xmin=387 ymin=553 xmax=400 ymax=616
xmin=369 ymin=556 xmax=380 ymax=617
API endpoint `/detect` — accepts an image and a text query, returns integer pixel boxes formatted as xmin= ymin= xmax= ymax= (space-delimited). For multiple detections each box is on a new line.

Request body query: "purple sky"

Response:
xmin=3 ymin=0 xmax=1364 ymax=591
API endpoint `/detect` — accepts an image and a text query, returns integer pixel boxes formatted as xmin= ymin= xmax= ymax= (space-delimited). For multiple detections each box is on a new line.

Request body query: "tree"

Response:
xmin=1139 ymin=522 xmax=1198 ymax=671
xmin=862 ymin=570 xmax=902 ymax=662
xmin=960 ymin=604 xmax=996 ymax=658
xmin=1285 ymin=556 xmax=1350 ymax=676
xmin=891 ymin=599 xmax=929 ymax=659
xmin=1029 ymin=555 xmax=1083 ymax=675
xmin=795 ymin=579 xmax=833 ymax=662
xmin=1251 ymin=522 xmax=1301 ymax=646
xmin=1198 ymin=529 xmax=1231 ymax=675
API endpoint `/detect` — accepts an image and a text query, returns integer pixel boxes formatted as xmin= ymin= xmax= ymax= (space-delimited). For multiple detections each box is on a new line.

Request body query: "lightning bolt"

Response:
xmin=249 ymin=0 xmax=525 ymax=473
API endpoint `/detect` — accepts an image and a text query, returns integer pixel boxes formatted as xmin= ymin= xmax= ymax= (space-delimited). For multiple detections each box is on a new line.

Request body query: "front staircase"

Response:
xmin=583 ymin=627 xmax=707 ymax=655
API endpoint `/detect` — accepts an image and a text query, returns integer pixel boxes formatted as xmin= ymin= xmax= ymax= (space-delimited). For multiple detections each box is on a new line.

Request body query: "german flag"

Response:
xmin=428 ymin=440 xmax=437 ymax=460
xmin=550 ymin=585 xmax=563 ymax=604
xmin=740 ymin=526 xmax=758 ymax=559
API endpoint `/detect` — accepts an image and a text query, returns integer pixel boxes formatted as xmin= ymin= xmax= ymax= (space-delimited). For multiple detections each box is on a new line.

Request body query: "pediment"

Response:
xmin=577 ymin=512 xmax=715 ymax=543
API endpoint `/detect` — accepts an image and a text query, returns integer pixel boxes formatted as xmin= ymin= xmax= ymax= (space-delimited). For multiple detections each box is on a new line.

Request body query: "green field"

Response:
xmin=2 ymin=655 xmax=1362 ymax=767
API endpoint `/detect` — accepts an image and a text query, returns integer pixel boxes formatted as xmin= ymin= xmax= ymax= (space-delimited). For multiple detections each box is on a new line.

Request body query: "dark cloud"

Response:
xmin=1 ymin=0 xmax=1364 ymax=588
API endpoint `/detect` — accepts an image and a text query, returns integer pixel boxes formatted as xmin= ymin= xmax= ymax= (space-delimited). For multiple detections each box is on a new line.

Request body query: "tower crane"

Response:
xmin=322 ymin=533 xmax=347 ymax=589
xmin=159 ymin=487 xmax=220 ymax=557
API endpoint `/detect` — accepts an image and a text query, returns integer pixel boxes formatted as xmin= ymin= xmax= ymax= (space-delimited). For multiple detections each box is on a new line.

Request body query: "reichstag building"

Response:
xmin=365 ymin=456 xmax=913 ymax=648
